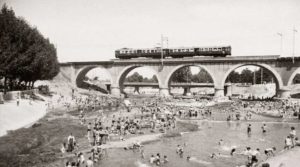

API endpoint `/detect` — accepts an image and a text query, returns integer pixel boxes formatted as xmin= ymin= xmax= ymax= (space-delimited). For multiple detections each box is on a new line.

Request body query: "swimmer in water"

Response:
xmin=264 ymin=147 xmax=276 ymax=157
xmin=176 ymin=145 xmax=181 ymax=154
xmin=218 ymin=139 xmax=224 ymax=146
xmin=149 ymin=155 xmax=155 ymax=164
xmin=247 ymin=124 xmax=252 ymax=135
xmin=230 ymin=148 xmax=236 ymax=156
xmin=261 ymin=124 xmax=267 ymax=133
xmin=163 ymin=155 xmax=168 ymax=163
xmin=210 ymin=153 xmax=218 ymax=159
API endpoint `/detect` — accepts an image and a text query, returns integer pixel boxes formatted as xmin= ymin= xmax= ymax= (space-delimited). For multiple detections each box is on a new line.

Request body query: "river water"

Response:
xmin=98 ymin=120 xmax=300 ymax=167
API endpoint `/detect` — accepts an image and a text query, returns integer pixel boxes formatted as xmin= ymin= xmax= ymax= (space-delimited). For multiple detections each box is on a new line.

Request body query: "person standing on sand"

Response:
xmin=289 ymin=127 xmax=296 ymax=147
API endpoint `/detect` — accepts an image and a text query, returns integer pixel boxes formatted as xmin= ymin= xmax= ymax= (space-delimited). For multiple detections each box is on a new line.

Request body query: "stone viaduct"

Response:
xmin=59 ymin=55 xmax=300 ymax=98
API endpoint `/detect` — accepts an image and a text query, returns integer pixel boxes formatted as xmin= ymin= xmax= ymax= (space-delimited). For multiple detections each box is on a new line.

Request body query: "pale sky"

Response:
xmin=2 ymin=0 xmax=300 ymax=63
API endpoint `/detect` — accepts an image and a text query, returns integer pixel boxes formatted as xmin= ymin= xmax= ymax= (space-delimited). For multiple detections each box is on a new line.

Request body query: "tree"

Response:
xmin=293 ymin=74 xmax=300 ymax=84
xmin=226 ymin=71 xmax=241 ymax=83
xmin=150 ymin=75 xmax=158 ymax=83
xmin=0 ymin=4 xmax=59 ymax=91
xmin=171 ymin=66 xmax=192 ymax=83
xmin=191 ymin=69 xmax=213 ymax=83
xmin=125 ymin=72 xmax=143 ymax=82
xmin=254 ymin=68 xmax=273 ymax=84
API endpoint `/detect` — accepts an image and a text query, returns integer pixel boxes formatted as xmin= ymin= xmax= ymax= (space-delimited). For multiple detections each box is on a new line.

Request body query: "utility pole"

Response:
xmin=277 ymin=33 xmax=283 ymax=56
xmin=161 ymin=34 xmax=164 ymax=67
xmin=261 ymin=68 xmax=263 ymax=84
xmin=160 ymin=35 xmax=168 ymax=68
xmin=253 ymin=70 xmax=256 ymax=85
xmin=292 ymin=27 xmax=297 ymax=63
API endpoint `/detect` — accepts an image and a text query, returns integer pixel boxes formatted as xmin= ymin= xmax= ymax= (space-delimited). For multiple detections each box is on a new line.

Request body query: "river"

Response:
xmin=98 ymin=120 xmax=300 ymax=167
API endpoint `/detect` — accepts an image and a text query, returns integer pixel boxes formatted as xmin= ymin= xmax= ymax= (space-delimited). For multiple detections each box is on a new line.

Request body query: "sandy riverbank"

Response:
xmin=0 ymin=99 xmax=47 ymax=136
xmin=100 ymin=133 xmax=163 ymax=149
xmin=261 ymin=147 xmax=300 ymax=167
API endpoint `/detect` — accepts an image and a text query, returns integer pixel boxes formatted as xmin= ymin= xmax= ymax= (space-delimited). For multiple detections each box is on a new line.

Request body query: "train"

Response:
xmin=115 ymin=46 xmax=231 ymax=59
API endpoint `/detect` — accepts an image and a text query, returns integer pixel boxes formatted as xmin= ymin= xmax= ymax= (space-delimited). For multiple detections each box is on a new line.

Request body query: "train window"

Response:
xmin=178 ymin=49 xmax=181 ymax=52
xmin=170 ymin=49 xmax=173 ymax=52
xmin=209 ymin=48 xmax=212 ymax=51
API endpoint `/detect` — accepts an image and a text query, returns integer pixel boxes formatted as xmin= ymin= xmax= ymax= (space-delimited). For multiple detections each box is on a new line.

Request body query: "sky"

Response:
xmin=1 ymin=0 xmax=300 ymax=64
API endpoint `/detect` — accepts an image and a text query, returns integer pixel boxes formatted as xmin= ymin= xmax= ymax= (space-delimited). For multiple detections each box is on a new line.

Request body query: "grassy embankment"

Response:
xmin=0 ymin=106 xmax=86 ymax=167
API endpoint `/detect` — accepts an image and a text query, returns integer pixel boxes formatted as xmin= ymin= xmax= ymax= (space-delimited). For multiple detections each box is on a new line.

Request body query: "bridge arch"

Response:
xmin=165 ymin=64 xmax=216 ymax=86
xmin=221 ymin=63 xmax=284 ymax=93
xmin=116 ymin=65 xmax=162 ymax=94
xmin=287 ymin=67 xmax=300 ymax=87
xmin=75 ymin=65 xmax=112 ymax=93
xmin=165 ymin=64 xmax=216 ymax=95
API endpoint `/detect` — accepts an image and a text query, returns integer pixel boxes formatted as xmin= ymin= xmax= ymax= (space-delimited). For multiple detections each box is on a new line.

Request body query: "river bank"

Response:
xmin=0 ymin=99 xmax=47 ymax=136
xmin=260 ymin=147 xmax=300 ymax=167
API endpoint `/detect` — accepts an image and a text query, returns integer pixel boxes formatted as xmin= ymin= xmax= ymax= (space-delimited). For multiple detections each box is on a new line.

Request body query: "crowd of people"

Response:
xmin=54 ymin=88 xmax=300 ymax=167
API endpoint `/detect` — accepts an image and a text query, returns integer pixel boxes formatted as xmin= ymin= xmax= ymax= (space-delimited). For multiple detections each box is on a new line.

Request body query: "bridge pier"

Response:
xmin=277 ymin=87 xmax=291 ymax=99
xmin=0 ymin=92 xmax=4 ymax=104
xmin=214 ymin=87 xmax=224 ymax=97
xmin=183 ymin=87 xmax=191 ymax=96
xmin=111 ymin=85 xmax=121 ymax=97
xmin=159 ymin=87 xmax=170 ymax=97
xmin=225 ymin=84 xmax=232 ymax=97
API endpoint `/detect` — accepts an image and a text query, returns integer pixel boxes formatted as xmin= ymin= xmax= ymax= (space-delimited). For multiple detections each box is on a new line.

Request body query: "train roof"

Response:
xmin=116 ymin=45 xmax=231 ymax=51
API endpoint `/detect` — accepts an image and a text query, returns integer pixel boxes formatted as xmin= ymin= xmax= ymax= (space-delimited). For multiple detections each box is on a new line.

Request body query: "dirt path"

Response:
xmin=0 ymin=99 xmax=47 ymax=136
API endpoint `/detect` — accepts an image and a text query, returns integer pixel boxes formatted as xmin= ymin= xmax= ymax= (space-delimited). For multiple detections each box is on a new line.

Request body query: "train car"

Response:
xmin=115 ymin=46 xmax=231 ymax=59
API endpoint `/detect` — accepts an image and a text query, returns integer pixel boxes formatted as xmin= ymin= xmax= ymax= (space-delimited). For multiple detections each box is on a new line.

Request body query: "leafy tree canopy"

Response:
xmin=0 ymin=4 xmax=59 ymax=92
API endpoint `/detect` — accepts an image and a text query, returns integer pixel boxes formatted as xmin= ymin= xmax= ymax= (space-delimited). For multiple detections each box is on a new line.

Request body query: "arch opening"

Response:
xmin=118 ymin=66 xmax=160 ymax=96
xmin=224 ymin=64 xmax=279 ymax=99
xmin=288 ymin=68 xmax=300 ymax=98
xmin=168 ymin=65 xmax=215 ymax=96
xmin=76 ymin=66 xmax=112 ymax=94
